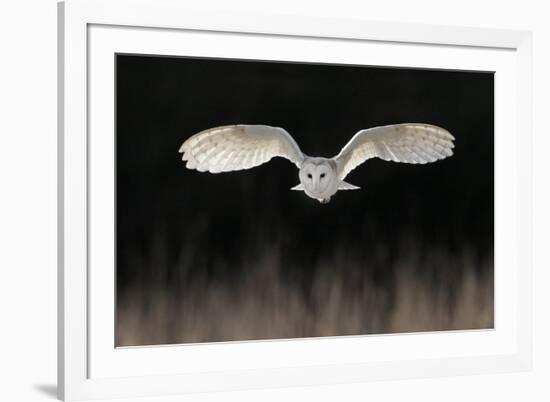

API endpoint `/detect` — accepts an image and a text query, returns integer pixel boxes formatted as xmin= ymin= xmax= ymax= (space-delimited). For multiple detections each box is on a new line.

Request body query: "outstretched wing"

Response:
xmin=179 ymin=125 xmax=305 ymax=173
xmin=333 ymin=123 xmax=455 ymax=179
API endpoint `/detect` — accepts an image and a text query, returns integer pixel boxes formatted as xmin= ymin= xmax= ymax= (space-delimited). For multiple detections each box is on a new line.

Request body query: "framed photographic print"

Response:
xmin=58 ymin=0 xmax=533 ymax=400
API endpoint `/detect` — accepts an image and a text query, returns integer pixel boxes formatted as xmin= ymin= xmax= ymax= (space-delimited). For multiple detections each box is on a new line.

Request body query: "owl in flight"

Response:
xmin=179 ymin=124 xmax=455 ymax=203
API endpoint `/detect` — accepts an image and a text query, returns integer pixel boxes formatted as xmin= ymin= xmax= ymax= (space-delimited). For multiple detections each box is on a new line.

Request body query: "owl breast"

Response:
xmin=298 ymin=158 xmax=339 ymax=202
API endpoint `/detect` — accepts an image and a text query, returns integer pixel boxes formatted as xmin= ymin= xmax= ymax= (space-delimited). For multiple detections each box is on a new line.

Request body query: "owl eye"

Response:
xmin=307 ymin=173 xmax=312 ymax=179
xmin=320 ymin=173 xmax=326 ymax=179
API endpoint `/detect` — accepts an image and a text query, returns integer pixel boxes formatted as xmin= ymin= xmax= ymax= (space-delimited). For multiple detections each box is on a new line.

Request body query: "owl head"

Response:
xmin=298 ymin=159 xmax=339 ymax=202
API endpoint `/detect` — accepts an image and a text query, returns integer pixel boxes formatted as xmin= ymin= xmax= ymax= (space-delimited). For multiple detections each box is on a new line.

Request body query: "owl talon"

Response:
xmin=320 ymin=198 xmax=330 ymax=204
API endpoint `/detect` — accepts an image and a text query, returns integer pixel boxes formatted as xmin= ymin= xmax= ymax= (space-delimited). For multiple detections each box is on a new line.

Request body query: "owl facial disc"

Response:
xmin=298 ymin=159 xmax=339 ymax=203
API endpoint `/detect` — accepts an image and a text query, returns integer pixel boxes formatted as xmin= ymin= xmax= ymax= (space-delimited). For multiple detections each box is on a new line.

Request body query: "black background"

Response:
xmin=116 ymin=54 xmax=493 ymax=296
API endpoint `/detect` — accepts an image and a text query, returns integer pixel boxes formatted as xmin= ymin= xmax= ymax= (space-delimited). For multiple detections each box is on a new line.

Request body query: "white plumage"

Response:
xmin=179 ymin=123 xmax=455 ymax=203
xmin=179 ymin=125 xmax=303 ymax=172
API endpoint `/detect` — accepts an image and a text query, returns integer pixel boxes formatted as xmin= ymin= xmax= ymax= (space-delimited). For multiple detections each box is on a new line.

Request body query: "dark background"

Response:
xmin=115 ymin=54 xmax=493 ymax=343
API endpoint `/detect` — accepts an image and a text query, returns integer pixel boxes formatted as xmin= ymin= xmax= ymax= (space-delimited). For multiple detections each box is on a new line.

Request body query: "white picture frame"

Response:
xmin=58 ymin=0 xmax=533 ymax=400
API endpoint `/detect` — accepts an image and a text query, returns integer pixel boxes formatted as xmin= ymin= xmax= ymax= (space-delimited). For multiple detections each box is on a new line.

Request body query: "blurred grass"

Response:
xmin=116 ymin=244 xmax=493 ymax=346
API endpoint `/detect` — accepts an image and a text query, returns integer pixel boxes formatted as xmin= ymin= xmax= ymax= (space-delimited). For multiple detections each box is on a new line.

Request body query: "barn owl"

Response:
xmin=179 ymin=124 xmax=454 ymax=203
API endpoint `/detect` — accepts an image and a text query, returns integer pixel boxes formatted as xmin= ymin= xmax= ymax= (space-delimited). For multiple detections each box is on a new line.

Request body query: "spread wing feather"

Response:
xmin=179 ymin=125 xmax=305 ymax=173
xmin=333 ymin=123 xmax=455 ymax=179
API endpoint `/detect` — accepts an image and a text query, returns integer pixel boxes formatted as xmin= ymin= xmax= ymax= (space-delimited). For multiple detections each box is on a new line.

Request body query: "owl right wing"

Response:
xmin=333 ymin=123 xmax=455 ymax=180
xmin=179 ymin=125 xmax=305 ymax=173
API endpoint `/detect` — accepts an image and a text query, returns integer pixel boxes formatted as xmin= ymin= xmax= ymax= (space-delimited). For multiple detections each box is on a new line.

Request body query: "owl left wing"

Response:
xmin=179 ymin=124 xmax=305 ymax=173
xmin=333 ymin=123 xmax=455 ymax=180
